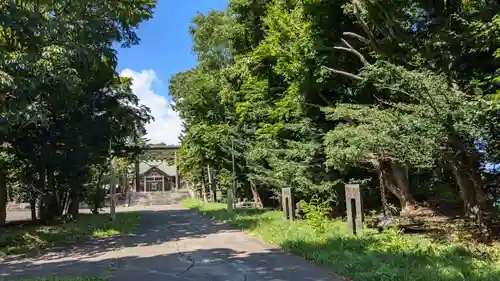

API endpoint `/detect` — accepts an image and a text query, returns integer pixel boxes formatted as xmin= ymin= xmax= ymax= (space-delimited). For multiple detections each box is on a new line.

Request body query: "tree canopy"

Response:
xmin=0 ymin=0 xmax=157 ymax=224
xmin=171 ymin=0 xmax=500 ymax=236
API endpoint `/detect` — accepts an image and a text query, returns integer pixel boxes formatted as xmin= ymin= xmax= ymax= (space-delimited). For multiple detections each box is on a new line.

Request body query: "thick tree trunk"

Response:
xmin=0 ymin=168 xmax=7 ymax=226
xmin=7 ymin=183 xmax=13 ymax=202
xmin=389 ymin=162 xmax=416 ymax=213
xmin=30 ymin=197 xmax=37 ymax=221
xmin=451 ymin=156 xmax=490 ymax=238
xmin=447 ymin=134 xmax=490 ymax=240
xmin=46 ymin=165 xmax=62 ymax=218
xmin=249 ymin=179 xmax=263 ymax=208
xmin=37 ymin=160 xmax=48 ymax=222
xmin=375 ymin=159 xmax=416 ymax=214
xmin=211 ymin=178 xmax=217 ymax=202
xmin=69 ymin=181 xmax=80 ymax=219
xmin=377 ymin=167 xmax=389 ymax=216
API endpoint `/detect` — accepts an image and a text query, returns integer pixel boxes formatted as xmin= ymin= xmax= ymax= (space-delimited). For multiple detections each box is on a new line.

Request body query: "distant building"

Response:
xmin=135 ymin=160 xmax=179 ymax=192
xmin=128 ymin=144 xmax=182 ymax=193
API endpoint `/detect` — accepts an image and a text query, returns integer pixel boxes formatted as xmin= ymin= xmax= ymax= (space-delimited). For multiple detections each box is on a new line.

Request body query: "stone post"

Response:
xmin=281 ymin=187 xmax=295 ymax=220
xmin=345 ymin=184 xmax=363 ymax=236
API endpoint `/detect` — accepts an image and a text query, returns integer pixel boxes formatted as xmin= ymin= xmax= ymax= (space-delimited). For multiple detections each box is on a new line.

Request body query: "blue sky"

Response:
xmin=117 ymin=0 xmax=228 ymax=145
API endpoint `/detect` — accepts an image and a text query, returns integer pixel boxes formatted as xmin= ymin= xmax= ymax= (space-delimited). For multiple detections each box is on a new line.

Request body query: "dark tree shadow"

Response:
xmin=0 ymin=208 xmax=337 ymax=281
xmin=3 ymin=206 xmax=498 ymax=281
xmin=0 ymin=247 xmax=337 ymax=281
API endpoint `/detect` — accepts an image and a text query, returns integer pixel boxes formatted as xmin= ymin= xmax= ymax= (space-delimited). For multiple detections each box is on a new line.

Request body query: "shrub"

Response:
xmin=299 ymin=196 xmax=331 ymax=233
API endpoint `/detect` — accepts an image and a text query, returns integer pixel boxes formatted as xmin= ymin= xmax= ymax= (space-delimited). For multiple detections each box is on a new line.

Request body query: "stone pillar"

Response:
xmin=345 ymin=184 xmax=363 ymax=236
xmin=281 ymin=187 xmax=295 ymax=220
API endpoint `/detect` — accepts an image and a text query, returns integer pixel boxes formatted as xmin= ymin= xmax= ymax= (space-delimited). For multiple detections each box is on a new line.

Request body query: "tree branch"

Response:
xmin=322 ymin=66 xmax=363 ymax=80
xmin=343 ymin=32 xmax=370 ymax=44
xmin=351 ymin=0 xmax=383 ymax=54
xmin=319 ymin=93 xmax=332 ymax=105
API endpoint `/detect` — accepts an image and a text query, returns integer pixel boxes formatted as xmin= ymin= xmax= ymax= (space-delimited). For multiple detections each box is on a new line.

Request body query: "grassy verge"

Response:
xmin=0 ymin=212 xmax=142 ymax=256
xmin=182 ymin=198 xmax=500 ymax=281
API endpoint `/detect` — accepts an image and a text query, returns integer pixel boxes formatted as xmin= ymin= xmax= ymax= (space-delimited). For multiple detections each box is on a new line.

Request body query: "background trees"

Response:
xmin=172 ymin=0 xmax=500 ymax=236
xmin=0 ymin=0 xmax=157 ymax=224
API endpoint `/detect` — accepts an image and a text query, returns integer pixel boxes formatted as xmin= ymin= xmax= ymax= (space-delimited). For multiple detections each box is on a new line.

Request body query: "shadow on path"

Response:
xmin=1 ymin=206 xmax=339 ymax=281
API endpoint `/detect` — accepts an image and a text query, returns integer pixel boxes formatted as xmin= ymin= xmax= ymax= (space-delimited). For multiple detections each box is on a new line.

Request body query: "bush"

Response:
xmin=84 ymin=185 xmax=106 ymax=214
xmin=299 ymin=196 xmax=331 ymax=234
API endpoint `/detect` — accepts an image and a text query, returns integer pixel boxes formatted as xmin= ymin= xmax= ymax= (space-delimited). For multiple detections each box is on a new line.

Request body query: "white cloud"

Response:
xmin=120 ymin=68 xmax=182 ymax=145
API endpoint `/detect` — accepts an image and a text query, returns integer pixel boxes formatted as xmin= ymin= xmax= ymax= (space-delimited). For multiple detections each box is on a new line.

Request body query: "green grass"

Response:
xmin=182 ymin=198 xmax=500 ymax=281
xmin=0 ymin=212 xmax=142 ymax=256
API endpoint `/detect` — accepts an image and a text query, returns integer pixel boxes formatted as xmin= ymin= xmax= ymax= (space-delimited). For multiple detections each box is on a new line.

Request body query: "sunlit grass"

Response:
xmin=182 ymin=199 xmax=500 ymax=281
xmin=0 ymin=212 xmax=142 ymax=256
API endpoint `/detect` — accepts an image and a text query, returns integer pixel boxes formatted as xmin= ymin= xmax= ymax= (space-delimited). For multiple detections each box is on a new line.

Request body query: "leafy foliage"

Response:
xmin=174 ymin=0 xmax=500 ymax=239
xmin=0 ymin=0 xmax=157 ymax=224
xmin=299 ymin=196 xmax=331 ymax=233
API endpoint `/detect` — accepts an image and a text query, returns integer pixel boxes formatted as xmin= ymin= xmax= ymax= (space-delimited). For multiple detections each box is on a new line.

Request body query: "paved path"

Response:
xmin=1 ymin=205 xmax=340 ymax=281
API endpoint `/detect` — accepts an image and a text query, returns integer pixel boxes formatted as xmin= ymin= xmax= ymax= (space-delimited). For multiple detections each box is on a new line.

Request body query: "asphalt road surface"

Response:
xmin=1 ymin=205 xmax=340 ymax=281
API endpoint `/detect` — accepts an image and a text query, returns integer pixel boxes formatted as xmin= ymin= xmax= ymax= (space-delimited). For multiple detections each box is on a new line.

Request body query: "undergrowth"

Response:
xmin=182 ymin=198 xmax=500 ymax=281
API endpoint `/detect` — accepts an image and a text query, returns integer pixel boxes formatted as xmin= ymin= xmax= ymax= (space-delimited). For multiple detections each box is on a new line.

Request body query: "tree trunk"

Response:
xmin=201 ymin=169 xmax=208 ymax=203
xmin=37 ymin=155 xmax=48 ymax=222
xmin=46 ymin=165 xmax=62 ymax=218
xmin=447 ymin=133 xmax=490 ymax=240
xmin=249 ymin=179 xmax=263 ymax=208
xmin=211 ymin=177 xmax=217 ymax=202
xmin=0 ymin=168 xmax=7 ymax=226
xmin=451 ymin=156 xmax=490 ymax=238
xmin=375 ymin=159 xmax=416 ymax=214
xmin=7 ymin=183 xmax=13 ymax=202
xmin=389 ymin=162 xmax=416 ymax=213
xmin=30 ymin=197 xmax=37 ymax=221
xmin=377 ymin=167 xmax=389 ymax=216
xmin=67 ymin=182 xmax=79 ymax=219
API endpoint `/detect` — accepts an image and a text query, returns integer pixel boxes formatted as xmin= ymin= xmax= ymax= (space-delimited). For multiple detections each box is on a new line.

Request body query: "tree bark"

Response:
xmin=37 ymin=168 xmax=47 ymax=222
xmin=46 ymin=164 xmax=62 ymax=218
xmin=7 ymin=183 xmax=13 ymax=202
xmin=450 ymin=153 xmax=490 ymax=237
xmin=377 ymin=166 xmax=389 ymax=216
xmin=69 ymin=181 xmax=79 ymax=219
xmin=0 ymin=168 xmax=7 ymax=226
xmin=30 ymin=197 xmax=37 ymax=221
xmin=249 ymin=179 xmax=263 ymax=208
xmin=201 ymin=169 xmax=208 ymax=203
xmin=375 ymin=159 xmax=416 ymax=214
xmin=447 ymin=133 xmax=490 ymax=240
